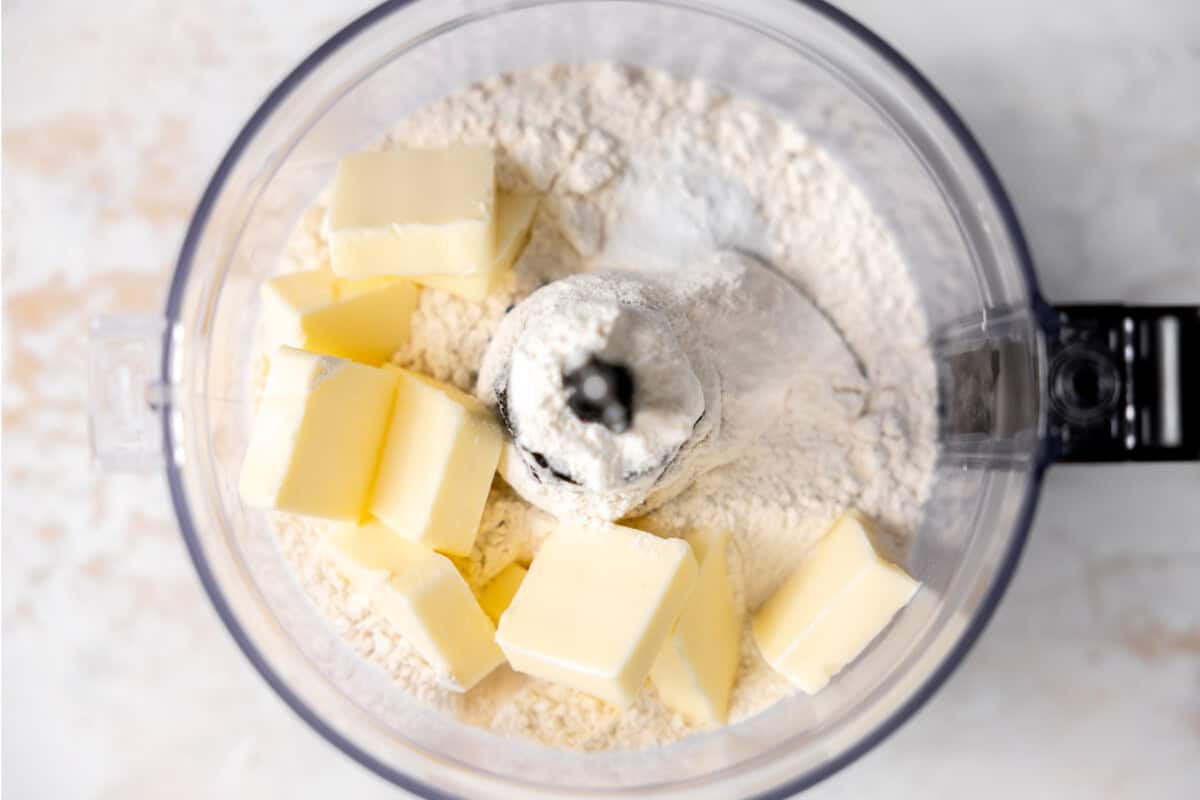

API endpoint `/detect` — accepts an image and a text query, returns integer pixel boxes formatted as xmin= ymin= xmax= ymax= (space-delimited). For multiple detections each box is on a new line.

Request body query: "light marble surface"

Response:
xmin=3 ymin=0 xmax=1198 ymax=797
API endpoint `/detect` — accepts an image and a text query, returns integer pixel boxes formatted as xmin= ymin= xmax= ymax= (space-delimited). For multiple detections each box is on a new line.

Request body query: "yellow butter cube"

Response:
xmin=415 ymin=192 xmax=538 ymax=303
xmin=368 ymin=367 xmax=503 ymax=556
xmin=262 ymin=269 xmax=419 ymax=364
xmin=325 ymin=521 xmax=504 ymax=691
xmin=239 ymin=347 xmax=397 ymax=520
xmin=478 ymin=562 xmax=527 ymax=624
xmin=752 ymin=514 xmax=920 ymax=694
xmin=650 ymin=530 xmax=740 ymax=724
xmin=495 ymin=524 xmax=698 ymax=707
xmin=328 ymin=147 xmax=495 ymax=280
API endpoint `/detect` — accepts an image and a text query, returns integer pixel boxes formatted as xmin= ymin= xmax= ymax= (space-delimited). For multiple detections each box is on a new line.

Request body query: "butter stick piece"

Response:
xmin=752 ymin=514 xmax=919 ymax=694
xmin=262 ymin=270 xmax=419 ymax=364
xmin=415 ymin=192 xmax=538 ymax=303
xmin=239 ymin=347 xmax=397 ymax=520
xmin=328 ymin=147 xmax=495 ymax=279
xmin=478 ymin=562 xmax=527 ymax=625
xmin=496 ymin=524 xmax=698 ymax=708
xmin=325 ymin=521 xmax=504 ymax=691
xmin=368 ymin=367 xmax=503 ymax=556
xmin=650 ymin=530 xmax=739 ymax=724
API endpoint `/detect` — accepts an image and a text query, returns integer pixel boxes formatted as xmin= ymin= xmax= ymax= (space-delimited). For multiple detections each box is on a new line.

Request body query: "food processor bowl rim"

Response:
xmin=161 ymin=1 xmax=1046 ymax=797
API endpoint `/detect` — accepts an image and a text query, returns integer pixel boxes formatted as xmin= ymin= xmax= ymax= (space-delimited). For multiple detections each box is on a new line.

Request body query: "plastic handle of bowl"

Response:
xmin=88 ymin=314 xmax=170 ymax=473
xmin=1043 ymin=304 xmax=1199 ymax=462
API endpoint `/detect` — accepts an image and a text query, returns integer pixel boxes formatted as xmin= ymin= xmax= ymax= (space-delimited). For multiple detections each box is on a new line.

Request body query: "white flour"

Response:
xmin=266 ymin=63 xmax=937 ymax=751
xmin=476 ymin=250 xmax=868 ymax=523
xmin=479 ymin=271 xmax=716 ymax=520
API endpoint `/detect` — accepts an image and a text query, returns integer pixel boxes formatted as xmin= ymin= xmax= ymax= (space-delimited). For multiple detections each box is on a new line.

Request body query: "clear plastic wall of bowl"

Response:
xmin=164 ymin=1 xmax=1044 ymax=797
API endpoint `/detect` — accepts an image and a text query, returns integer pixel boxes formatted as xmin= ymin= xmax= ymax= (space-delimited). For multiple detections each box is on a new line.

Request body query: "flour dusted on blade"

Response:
xmin=264 ymin=63 xmax=938 ymax=751
xmin=477 ymin=250 xmax=868 ymax=523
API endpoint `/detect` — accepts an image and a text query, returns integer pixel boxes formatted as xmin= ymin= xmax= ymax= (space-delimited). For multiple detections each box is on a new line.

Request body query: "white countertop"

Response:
xmin=4 ymin=0 xmax=1198 ymax=797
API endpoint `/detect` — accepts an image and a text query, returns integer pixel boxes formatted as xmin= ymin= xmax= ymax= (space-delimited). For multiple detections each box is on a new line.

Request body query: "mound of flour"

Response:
xmin=476 ymin=249 xmax=870 ymax=523
xmin=267 ymin=63 xmax=938 ymax=750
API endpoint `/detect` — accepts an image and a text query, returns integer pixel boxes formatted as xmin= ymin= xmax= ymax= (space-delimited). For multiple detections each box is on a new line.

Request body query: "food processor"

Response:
xmin=87 ymin=0 xmax=1199 ymax=797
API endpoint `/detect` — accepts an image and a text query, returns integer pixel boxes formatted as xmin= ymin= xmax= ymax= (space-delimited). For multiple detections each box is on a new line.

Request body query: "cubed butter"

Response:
xmin=239 ymin=347 xmax=397 ymax=520
xmin=262 ymin=269 xmax=419 ymax=364
xmin=415 ymin=192 xmax=538 ymax=303
xmin=495 ymin=524 xmax=698 ymax=707
xmin=752 ymin=514 xmax=920 ymax=694
xmin=478 ymin=562 xmax=527 ymax=624
xmin=368 ymin=367 xmax=503 ymax=556
xmin=649 ymin=530 xmax=740 ymax=724
xmin=325 ymin=521 xmax=504 ymax=691
xmin=328 ymin=147 xmax=495 ymax=279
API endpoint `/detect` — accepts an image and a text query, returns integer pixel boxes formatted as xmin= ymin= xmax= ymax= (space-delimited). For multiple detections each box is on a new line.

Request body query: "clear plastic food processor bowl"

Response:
xmin=91 ymin=0 xmax=1103 ymax=796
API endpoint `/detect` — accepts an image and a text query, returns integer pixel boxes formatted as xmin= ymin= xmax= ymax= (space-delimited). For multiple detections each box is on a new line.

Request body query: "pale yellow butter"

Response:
xmin=238 ymin=347 xmax=397 ymax=521
xmin=495 ymin=524 xmax=698 ymax=707
xmin=478 ymin=562 xmax=527 ymax=625
xmin=649 ymin=530 xmax=740 ymax=724
xmin=752 ymin=514 xmax=920 ymax=694
xmin=325 ymin=520 xmax=504 ymax=691
xmin=262 ymin=269 xmax=419 ymax=364
xmin=415 ymin=192 xmax=538 ymax=303
xmin=368 ymin=367 xmax=503 ymax=556
xmin=328 ymin=147 xmax=495 ymax=279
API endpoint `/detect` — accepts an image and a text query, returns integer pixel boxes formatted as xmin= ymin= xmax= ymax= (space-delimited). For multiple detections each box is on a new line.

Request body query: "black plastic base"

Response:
xmin=1045 ymin=305 xmax=1198 ymax=462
